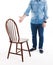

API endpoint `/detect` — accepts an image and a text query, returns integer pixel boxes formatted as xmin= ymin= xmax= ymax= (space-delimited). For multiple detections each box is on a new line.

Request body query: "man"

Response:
xmin=19 ymin=0 xmax=48 ymax=53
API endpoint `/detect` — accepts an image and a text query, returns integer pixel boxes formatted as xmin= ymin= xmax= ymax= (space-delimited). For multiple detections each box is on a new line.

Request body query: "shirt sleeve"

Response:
xmin=24 ymin=1 xmax=31 ymax=16
xmin=43 ymin=1 xmax=48 ymax=21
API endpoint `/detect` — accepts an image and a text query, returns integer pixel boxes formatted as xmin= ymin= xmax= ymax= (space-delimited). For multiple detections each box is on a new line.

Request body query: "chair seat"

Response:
xmin=19 ymin=38 xmax=28 ymax=43
xmin=12 ymin=38 xmax=28 ymax=43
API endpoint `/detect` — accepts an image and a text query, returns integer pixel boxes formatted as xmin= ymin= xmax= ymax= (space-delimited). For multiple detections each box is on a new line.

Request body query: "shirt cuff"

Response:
xmin=24 ymin=13 xmax=29 ymax=16
xmin=44 ymin=16 xmax=48 ymax=21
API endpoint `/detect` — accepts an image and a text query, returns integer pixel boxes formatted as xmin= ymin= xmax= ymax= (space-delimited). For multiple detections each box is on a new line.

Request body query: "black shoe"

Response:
xmin=39 ymin=49 xmax=44 ymax=54
xmin=30 ymin=48 xmax=36 ymax=52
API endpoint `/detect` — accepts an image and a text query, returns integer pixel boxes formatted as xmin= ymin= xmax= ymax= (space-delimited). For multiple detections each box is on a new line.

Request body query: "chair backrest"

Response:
xmin=5 ymin=18 xmax=20 ymax=42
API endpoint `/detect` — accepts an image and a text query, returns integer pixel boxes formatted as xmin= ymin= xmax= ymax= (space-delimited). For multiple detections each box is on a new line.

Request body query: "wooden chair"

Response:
xmin=5 ymin=18 xmax=31 ymax=62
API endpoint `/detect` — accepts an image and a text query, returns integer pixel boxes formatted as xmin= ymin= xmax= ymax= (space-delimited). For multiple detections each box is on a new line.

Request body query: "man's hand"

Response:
xmin=19 ymin=16 xmax=24 ymax=23
xmin=42 ymin=21 xmax=47 ymax=27
xmin=19 ymin=14 xmax=26 ymax=23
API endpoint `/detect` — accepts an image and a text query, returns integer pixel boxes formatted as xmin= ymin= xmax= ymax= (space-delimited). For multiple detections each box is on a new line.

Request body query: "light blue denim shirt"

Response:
xmin=24 ymin=0 xmax=48 ymax=24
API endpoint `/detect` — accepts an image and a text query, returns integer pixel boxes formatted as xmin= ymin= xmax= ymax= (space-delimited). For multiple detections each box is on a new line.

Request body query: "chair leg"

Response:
xmin=7 ymin=42 xmax=12 ymax=59
xmin=21 ymin=43 xmax=24 ymax=62
xmin=26 ymin=41 xmax=31 ymax=56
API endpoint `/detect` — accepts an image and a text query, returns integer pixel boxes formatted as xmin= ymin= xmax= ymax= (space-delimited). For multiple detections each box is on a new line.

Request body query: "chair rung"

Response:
xmin=10 ymin=52 xmax=21 ymax=55
xmin=17 ymin=48 xmax=28 ymax=51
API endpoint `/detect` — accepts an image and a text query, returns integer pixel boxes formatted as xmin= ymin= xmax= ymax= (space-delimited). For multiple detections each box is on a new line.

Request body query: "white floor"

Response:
xmin=0 ymin=46 xmax=53 ymax=65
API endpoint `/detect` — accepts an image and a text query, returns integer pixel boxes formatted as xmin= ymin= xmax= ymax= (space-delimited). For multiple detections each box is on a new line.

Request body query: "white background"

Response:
xmin=0 ymin=0 xmax=53 ymax=65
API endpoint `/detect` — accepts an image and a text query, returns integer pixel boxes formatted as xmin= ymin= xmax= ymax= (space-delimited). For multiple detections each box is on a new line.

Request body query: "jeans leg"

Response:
xmin=38 ymin=24 xmax=44 ymax=49
xmin=31 ymin=23 xmax=37 ymax=48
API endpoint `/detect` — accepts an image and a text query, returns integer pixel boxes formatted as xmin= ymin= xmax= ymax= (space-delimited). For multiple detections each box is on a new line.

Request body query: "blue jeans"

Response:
xmin=31 ymin=23 xmax=44 ymax=49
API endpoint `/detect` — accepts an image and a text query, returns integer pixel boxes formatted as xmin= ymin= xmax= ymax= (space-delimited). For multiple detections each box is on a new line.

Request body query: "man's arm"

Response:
xmin=42 ymin=1 xmax=48 ymax=27
xmin=19 ymin=0 xmax=31 ymax=22
xmin=44 ymin=1 xmax=48 ymax=22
